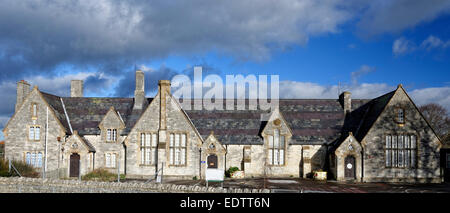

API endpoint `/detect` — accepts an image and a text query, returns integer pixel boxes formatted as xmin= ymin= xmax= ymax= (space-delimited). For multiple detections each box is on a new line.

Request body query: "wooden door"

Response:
xmin=70 ymin=153 xmax=80 ymax=177
xmin=344 ymin=155 xmax=355 ymax=179
xmin=207 ymin=154 xmax=218 ymax=168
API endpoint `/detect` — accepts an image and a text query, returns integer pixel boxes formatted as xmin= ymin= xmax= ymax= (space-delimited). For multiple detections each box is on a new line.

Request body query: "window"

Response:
xmin=25 ymin=152 xmax=43 ymax=168
xmin=385 ymin=134 xmax=417 ymax=168
xmin=169 ymin=133 xmax=187 ymax=166
xmin=31 ymin=103 xmax=38 ymax=119
xmin=268 ymin=129 xmax=285 ymax=166
xmin=106 ymin=129 xmax=117 ymax=142
xmin=105 ymin=153 xmax=117 ymax=168
xmin=29 ymin=126 xmax=40 ymax=141
xmin=140 ymin=133 xmax=157 ymax=165
xmin=396 ymin=108 xmax=405 ymax=123
xmin=446 ymin=154 xmax=450 ymax=169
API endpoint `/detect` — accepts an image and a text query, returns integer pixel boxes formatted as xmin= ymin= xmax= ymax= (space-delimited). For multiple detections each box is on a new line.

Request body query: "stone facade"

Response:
xmin=2 ymin=73 xmax=443 ymax=183
xmin=358 ymin=86 xmax=441 ymax=183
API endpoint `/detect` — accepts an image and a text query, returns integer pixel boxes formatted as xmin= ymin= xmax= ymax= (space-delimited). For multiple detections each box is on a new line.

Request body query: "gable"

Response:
xmin=361 ymin=86 xmax=442 ymax=148
xmin=202 ymin=133 xmax=226 ymax=154
xmin=335 ymin=133 xmax=362 ymax=157
xmin=65 ymin=131 xmax=94 ymax=152
xmin=166 ymin=94 xmax=204 ymax=147
xmin=261 ymin=107 xmax=293 ymax=140
xmin=99 ymin=107 xmax=125 ymax=130
xmin=3 ymin=87 xmax=66 ymax=137
xmin=124 ymin=94 xmax=161 ymax=146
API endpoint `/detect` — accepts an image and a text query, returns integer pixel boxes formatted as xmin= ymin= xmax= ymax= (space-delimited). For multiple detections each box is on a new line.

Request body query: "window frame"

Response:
xmin=106 ymin=129 xmax=118 ymax=142
xmin=395 ymin=107 xmax=406 ymax=124
xmin=267 ymin=128 xmax=286 ymax=166
xmin=24 ymin=151 xmax=43 ymax=168
xmin=446 ymin=153 xmax=450 ymax=169
xmin=139 ymin=132 xmax=157 ymax=166
xmin=28 ymin=125 xmax=41 ymax=142
xmin=31 ymin=103 xmax=38 ymax=120
xmin=385 ymin=134 xmax=417 ymax=169
xmin=169 ymin=132 xmax=187 ymax=167
xmin=105 ymin=152 xmax=117 ymax=168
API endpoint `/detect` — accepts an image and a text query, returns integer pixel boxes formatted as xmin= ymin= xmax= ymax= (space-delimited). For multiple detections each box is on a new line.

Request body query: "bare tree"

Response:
xmin=419 ymin=103 xmax=450 ymax=143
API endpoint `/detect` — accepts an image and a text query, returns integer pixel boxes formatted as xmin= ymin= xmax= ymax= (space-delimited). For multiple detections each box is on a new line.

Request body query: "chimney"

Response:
xmin=71 ymin=80 xmax=84 ymax=97
xmin=134 ymin=70 xmax=147 ymax=109
xmin=158 ymin=80 xmax=171 ymax=94
xmin=158 ymin=80 xmax=171 ymax=130
xmin=339 ymin=91 xmax=351 ymax=115
xmin=15 ymin=80 xmax=31 ymax=112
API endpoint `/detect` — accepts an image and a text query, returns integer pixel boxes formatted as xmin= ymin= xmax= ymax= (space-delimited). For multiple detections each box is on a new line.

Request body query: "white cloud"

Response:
xmin=392 ymin=37 xmax=416 ymax=56
xmin=279 ymin=81 xmax=450 ymax=112
xmin=26 ymin=72 xmax=119 ymax=97
xmin=393 ymin=35 xmax=450 ymax=56
xmin=421 ymin=35 xmax=450 ymax=51
xmin=409 ymin=87 xmax=450 ymax=112
xmin=351 ymin=65 xmax=376 ymax=85
xmin=279 ymin=81 xmax=394 ymax=99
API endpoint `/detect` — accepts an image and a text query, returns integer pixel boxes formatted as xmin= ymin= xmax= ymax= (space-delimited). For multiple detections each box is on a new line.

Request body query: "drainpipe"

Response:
xmin=361 ymin=149 xmax=364 ymax=182
xmin=93 ymin=152 xmax=95 ymax=170
xmin=44 ymin=106 xmax=49 ymax=178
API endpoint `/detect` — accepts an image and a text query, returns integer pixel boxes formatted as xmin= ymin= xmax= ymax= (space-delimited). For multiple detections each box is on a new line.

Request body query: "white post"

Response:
xmin=78 ymin=158 xmax=81 ymax=181
xmin=117 ymin=154 xmax=120 ymax=182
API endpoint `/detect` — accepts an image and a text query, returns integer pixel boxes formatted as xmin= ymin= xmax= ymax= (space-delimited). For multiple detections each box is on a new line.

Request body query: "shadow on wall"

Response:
xmin=305 ymin=146 xmax=328 ymax=179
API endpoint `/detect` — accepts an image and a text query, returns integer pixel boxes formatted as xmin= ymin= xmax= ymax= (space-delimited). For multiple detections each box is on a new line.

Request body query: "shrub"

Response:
xmin=0 ymin=158 xmax=10 ymax=177
xmin=225 ymin=167 xmax=239 ymax=177
xmin=0 ymin=159 xmax=39 ymax=178
xmin=82 ymin=168 xmax=124 ymax=182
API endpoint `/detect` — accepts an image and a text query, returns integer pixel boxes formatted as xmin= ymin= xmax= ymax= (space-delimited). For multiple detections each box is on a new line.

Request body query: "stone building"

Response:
xmin=2 ymin=71 xmax=444 ymax=182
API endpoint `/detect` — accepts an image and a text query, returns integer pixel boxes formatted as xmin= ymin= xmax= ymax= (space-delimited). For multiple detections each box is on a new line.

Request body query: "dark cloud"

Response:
xmin=1 ymin=0 xmax=449 ymax=86
xmin=356 ymin=0 xmax=450 ymax=37
xmin=113 ymin=65 xmax=179 ymax=97
xmin=0 ymin=0 xmax=353 ymax=83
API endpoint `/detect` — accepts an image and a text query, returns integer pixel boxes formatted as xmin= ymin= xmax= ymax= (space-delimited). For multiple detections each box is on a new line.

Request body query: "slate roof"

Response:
xmin=40 ymin=89 xmax=395 ymax=146
xmin=329 ymin=91 xmax=395 ymax=151
xmin=184 ymin=99 xmax=370 ymax=145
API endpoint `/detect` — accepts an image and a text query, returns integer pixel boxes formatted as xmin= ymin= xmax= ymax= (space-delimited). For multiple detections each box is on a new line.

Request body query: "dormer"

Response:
xmin=98 ymin=106 xmax=126 ymax=143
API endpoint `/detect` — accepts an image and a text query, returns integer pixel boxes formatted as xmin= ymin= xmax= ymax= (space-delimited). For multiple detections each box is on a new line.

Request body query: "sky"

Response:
xmin=1 ymin=0 xmax=450 ymax=140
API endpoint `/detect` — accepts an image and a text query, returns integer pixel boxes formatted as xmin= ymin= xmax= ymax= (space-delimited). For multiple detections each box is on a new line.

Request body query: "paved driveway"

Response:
xmin=158 ymin=178 xmax=450 ymax=193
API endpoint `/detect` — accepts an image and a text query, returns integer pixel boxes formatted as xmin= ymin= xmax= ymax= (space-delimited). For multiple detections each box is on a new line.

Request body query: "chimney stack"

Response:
xmin=134 ymin=70 xmax=147 ymax=109
xmin=15 ymin=80 xmax=31 ymax=112
xmin=339 ymin=91 xmax=351 ymax=115
xmin=71 ymin=80 xmax=84 ymax=97
xmin=158 ymin=80 xmax=171 ymax=94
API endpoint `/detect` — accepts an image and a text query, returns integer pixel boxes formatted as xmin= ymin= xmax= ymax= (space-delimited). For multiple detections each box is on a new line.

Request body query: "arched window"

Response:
xmin=26 ymin=152 xmax=31 ymax=165
xmin=268 ymin=129 xmax=285 ymax=166
xmin=36 ymin=152 xmax=42 ymax=168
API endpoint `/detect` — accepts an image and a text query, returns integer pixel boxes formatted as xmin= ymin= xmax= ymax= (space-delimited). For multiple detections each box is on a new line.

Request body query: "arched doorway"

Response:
xmin=207 ymin=154 xmax=218 ymax=168
xmin=344 ymin=155 xmax=356 ymax=179
xmin=70 ymin=153 xmax=80 ymax=177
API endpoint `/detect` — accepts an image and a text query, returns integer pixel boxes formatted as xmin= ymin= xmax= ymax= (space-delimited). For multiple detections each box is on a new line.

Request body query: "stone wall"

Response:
xmin=0 ymin=177 xmax=270 ymax=193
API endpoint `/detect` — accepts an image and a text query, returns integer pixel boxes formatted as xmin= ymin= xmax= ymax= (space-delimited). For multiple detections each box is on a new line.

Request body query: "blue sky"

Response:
xmin=1 ymin=0 xmax=450 ymax=140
